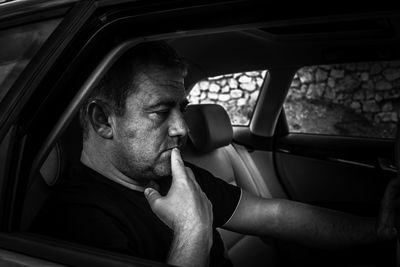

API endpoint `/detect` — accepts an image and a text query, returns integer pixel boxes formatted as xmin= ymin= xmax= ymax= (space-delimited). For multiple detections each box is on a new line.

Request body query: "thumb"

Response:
xmin=144 ymin=187 xmax=162 ymax=207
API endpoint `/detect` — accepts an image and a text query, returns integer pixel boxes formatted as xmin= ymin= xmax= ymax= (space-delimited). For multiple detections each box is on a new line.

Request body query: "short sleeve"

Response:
xmin=186 ymin=162 xmax=242 ymax=227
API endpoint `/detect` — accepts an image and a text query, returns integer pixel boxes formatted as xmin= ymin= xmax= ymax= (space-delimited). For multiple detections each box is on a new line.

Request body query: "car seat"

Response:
xmin=182 ymin=103 xmax=278 ymax=267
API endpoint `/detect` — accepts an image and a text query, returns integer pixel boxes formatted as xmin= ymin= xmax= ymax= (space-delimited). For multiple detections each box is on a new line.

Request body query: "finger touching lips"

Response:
xmin=171 ymin=148 xmax=186 ymax=180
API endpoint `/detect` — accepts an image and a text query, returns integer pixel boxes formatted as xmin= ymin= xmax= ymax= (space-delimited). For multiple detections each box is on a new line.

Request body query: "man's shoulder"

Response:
xmin=184 ymin=161 xmax=214 ymax=178
xmin=49 ymin=162 xmax=133 ymax=214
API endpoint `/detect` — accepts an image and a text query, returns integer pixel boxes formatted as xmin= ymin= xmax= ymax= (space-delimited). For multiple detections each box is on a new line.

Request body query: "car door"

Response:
xmin=272 ymin=61 xmax=397 ymax=266
xmin=0 ymin=1 xmax=80 ymax=265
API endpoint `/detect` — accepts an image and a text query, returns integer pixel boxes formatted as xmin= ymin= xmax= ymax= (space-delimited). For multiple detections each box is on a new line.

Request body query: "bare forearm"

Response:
xmin=168 ymin=226 xmax=212 ymax=267
xmin=270 ymin=199 xmax=378 ymax=248
xmin=224 ymin=192 xmax=380 ymax=249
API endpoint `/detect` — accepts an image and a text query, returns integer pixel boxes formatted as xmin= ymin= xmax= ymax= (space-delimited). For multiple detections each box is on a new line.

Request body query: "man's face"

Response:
xmin=110 ymin=67 xmax=188 ymax=183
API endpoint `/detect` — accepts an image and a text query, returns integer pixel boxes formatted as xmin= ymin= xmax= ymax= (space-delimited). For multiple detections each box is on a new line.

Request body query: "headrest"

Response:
xmin=40 ymin=144 xmax=61 ymax=186
xmin=184 ymin=104 xmax=233 ymax=153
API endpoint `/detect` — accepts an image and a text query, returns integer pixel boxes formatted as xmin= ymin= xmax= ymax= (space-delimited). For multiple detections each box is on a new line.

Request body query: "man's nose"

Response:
xmin=168 ymin=109 xmax=188 ymax=138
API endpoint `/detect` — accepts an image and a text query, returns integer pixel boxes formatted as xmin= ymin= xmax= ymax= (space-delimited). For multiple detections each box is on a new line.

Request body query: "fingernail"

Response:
xmin=144 ymin=188 xmax=152 ymax=196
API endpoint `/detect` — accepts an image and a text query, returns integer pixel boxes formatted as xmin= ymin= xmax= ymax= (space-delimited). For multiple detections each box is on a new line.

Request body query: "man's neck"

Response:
xmin=80 ymin=149 xmax=149 ymax=192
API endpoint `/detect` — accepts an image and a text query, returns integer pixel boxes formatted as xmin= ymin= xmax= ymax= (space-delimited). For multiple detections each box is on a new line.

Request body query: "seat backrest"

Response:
xmin=182 ymin=104 xmax=278 ymax=266
xmin=21 ymin=117 xmax=83 ymax=231
xmin=183 ymin=104 xmax=273 ymax=197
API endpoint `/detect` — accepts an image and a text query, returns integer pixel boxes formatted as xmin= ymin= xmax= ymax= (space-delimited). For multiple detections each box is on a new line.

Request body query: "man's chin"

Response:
xmin=152 ymin=163 xmax=172 ymax=179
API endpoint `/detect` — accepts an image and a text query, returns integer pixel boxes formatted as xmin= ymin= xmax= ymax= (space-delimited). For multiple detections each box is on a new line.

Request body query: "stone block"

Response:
xmin=382 ymin=101 xmax=393 ymax=112
xmin=291 ymin=78 xmax=301 ymax=88
xmin=330 ymin=69 xmax=345 ymax=78
xmin=327 ymin=77 xmax=335 ymax=88
xmin=324 ymin=87 xmax=335 ymax=100
xmin=245 ymin=71 xmax=260 ymax=77
xmin=208 ymin=92 xmax=218 ymax=100
xmin=376 ymin=81 xmax=392 ymax=91
xmin=218 ymin=79 xmax=227 ymax=87
xmin=375 ymin=112 xmax=398 ymax=122
xmin=238 ymin=75 xmax=252 ymax=83
xmin=384 ymin=90 xmax=400 ymax=99
xmin=237 ymin=98 xmax=247 ymax=106
xmin=316 ymin=69 xmax=328 ymax=82
xmin=230 ymin=89 xmax=243 ymax=98
xmin=221 ymin=85 xmax=230 ymax=93
xmin=218 ymin=94 xmax=230 ymax=102
xmin=228 ymin=78 xmax=238 ymax=88
xmin=375 ymin=93 xmax=383 ymax=102
xmin=353 ymin=90 xmax=364 ymax=100
xmin=361 ymin=80 xmax=374 ymax=90
xmin=350 ymin=101 xmax=361 ymax=110
xmin=370 ymin=63 xmax=382 ymax=75
xmin=360 ymin=72 xmax=369 ymax=82
xmin=209 ymin=83 xmax=220 ymax=93
xmin=256 ymin=77 xmax=264 ymax=87
xmin=261 ymin=70 xmax=268 ymax=78
xmin=251 ymin=91 xmax=260 ymax=102
xmin=199 ymin=80 xmax=210 ymax=90
xmin=240 ymin=82 xmax=256 ymax=91
xmin=190 ymin=84 xmax=201 ymax=96
xmin=299 ymin=71 xmax=314 ymax=83
xmin=363 ymin=100 xmax=379 ymax=112
xmin=383 ymin=68 xmax=400 ymax=81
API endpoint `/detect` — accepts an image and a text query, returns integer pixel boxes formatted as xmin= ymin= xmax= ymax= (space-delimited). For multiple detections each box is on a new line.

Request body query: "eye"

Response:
xmin=155 ymin=109 xmax=169 ymax=114
xmin=151 ymin=109 xmax=170 ymax=120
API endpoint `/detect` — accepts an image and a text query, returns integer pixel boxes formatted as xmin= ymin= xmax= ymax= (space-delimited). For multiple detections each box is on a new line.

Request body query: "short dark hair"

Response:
xmin=79 ymin=41 xmax=188 ymax=140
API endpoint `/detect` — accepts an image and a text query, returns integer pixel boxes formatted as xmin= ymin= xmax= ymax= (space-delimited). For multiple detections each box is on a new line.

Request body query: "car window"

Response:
xmin=188 ymin=70 xmax=267 ymax=126
xmin=0 ymin=19 xmax=60 ymax=103
xmin=283 ymin=61 xmax=400 ymax=139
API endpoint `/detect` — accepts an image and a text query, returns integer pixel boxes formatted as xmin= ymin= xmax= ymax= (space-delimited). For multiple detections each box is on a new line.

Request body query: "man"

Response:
xmin=31 ymin=41 xmax=399 ymax=267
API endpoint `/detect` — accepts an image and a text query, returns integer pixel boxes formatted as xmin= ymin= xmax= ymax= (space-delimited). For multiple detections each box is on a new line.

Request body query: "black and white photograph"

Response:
xmin=1 ymin=1 xmax=400 ymax=266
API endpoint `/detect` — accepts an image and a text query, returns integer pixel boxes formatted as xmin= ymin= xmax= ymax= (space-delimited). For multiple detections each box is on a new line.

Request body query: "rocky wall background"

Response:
xmin=285 ymin=61 xmax=400 ymax=138
xmin=189 ymin=62 xmax=400 ymax=139
xmin=188 ymin=71 xmax=267 ymax=125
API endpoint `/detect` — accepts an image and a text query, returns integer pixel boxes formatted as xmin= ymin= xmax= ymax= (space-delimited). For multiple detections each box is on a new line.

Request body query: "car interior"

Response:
xmin=2 ymin=1 xmax=400 ymax=266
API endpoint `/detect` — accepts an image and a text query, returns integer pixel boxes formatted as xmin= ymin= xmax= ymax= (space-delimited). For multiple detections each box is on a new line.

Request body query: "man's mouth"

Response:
xmin=163 ymin=145 xmax=180 ymax=153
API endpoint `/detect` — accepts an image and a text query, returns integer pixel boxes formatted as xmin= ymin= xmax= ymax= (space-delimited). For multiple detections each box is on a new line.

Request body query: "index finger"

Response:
xmin=171 ymin=148 xmax=187 ymax=181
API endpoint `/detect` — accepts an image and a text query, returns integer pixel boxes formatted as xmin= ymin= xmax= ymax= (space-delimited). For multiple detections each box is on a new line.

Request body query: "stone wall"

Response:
xmin=189 ymin=62 xmax=400 ymax=138
xmin=188 ymin=71 xmax=266 ymax=125
xmin=286 ymin=62 xmax=400 ymax=124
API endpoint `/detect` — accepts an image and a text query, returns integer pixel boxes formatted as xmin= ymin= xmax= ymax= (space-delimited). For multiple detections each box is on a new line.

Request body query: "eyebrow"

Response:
xmin=148 ymin=99 xmax=189 ymax=109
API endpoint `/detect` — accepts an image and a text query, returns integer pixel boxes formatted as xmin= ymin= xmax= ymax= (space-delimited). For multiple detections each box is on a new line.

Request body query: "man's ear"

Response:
xmin=87 ymin=100 xmax=113 ymax=139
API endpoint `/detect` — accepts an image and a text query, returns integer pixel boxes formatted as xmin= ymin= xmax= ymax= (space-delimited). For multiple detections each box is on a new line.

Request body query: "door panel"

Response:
xmin=275 ymin=134 xmax=394 ymax=215
xmin=273 ymin=133 xmax=396 ymax=266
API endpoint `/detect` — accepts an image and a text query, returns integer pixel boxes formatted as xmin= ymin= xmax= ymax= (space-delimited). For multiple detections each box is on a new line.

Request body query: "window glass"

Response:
xmin=188 ymin=70 xmax=267 ymax=125
xmin=283 ymin=61 xmax=400 ymax=139
xmin=0 ymin=19 xmax=61 ymax=102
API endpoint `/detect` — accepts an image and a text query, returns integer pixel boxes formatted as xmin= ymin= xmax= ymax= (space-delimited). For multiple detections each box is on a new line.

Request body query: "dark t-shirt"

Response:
xmin=31 ymin=162 xmax=241 ymax=266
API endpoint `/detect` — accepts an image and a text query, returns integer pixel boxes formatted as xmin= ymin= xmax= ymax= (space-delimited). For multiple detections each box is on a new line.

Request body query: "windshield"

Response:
xmin=0 ymin=18 xmax=61 ymax=102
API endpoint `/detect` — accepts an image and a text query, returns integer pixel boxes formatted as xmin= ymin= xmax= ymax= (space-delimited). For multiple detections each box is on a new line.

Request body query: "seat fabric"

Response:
xmin=182 ymin=104 xmax=278 ymax=267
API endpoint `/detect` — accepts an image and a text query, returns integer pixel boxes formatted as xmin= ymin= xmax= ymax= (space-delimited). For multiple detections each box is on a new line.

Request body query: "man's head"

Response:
xmin=80 ymin=41 xmax=189 ymax=184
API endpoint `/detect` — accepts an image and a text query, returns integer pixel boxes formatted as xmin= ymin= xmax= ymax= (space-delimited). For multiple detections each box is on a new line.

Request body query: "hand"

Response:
xmin=377 ymin=178 xmax=400 ymax=241
xmin=144 ymin=148 xmax=213 ymax=234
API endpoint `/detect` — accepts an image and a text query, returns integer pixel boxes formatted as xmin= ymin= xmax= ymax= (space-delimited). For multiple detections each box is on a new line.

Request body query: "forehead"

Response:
xmin=130 ymin=68 xmax=186 ymax=106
